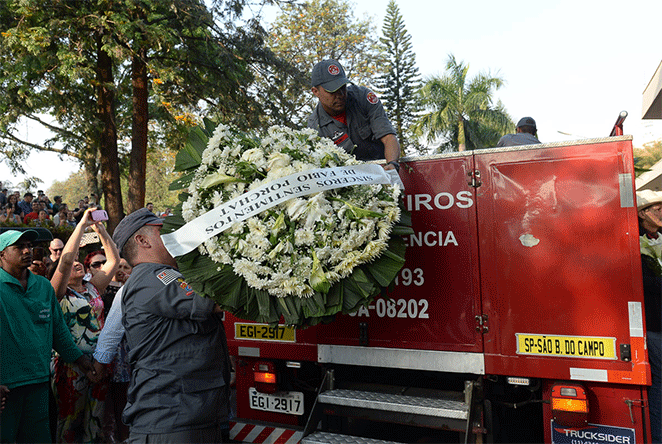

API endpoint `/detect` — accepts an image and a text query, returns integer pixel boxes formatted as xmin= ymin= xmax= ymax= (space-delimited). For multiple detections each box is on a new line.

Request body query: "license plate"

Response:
xmin=249 ymin=387 xmax=304 ymax=415
xmin=235 ymin=323 xmax=296 ymax=342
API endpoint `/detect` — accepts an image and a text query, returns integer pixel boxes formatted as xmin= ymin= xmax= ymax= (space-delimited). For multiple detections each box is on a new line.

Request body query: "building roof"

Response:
xmin=643 ymin=60 xmax=662 ymax=120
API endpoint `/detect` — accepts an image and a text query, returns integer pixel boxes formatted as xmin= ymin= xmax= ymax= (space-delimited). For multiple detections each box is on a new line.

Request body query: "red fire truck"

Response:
xmin=224 ymin=115 xmax=653 ymax=443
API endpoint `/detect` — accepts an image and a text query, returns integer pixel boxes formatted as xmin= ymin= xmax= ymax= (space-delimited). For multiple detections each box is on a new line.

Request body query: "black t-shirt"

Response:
xmin=641 ymin=255 xmax=662 ymax=333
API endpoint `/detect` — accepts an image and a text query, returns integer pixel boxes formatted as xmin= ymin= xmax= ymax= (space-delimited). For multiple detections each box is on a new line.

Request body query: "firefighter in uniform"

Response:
xmin=307 ymin=59 xmax=401 ymax=172
xmin=112 ymin=208 xmax=231 ymax=443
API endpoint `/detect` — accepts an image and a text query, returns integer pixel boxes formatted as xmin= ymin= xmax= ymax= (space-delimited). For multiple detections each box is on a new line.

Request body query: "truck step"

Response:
xmin=302 ymin=431 xmax=405 ymax=444
xmin=317 ymin=388 xmax=468 ymax=419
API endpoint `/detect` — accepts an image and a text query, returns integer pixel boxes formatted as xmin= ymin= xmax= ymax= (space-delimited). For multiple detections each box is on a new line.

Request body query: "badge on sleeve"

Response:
xmin=177 ymin=278 xmax=195 ymax=296
xmin=156 ymin=268 xmax=181 ymax=286
xmin=366 ymin=90 xmax=379 ymax=105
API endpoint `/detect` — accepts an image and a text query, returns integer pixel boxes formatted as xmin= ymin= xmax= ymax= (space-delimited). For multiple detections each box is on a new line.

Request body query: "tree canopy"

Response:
xmin=0 ymin=0 xmax=288 ymax=229
xmin=48 ymin=144 xmax=179 ymax=215
xmin=413 ymin=54 xmax=513 ymax=152
xmin=264 ymin=0 xmax=380 ymax=127
xmin=375 ymin=0 xmax=420 ymax=153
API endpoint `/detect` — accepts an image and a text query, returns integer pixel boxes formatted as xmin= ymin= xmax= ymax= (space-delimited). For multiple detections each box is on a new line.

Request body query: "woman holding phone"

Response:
xmin=49 ymin=208 xmax=119 ymax=443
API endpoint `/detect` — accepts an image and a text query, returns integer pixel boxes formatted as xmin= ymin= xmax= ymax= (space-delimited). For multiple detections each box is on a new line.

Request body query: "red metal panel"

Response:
xmin=475 ymin=139 xmax=648 ymax=382
xmin=315 ymin=154 xmax=483 ymax=352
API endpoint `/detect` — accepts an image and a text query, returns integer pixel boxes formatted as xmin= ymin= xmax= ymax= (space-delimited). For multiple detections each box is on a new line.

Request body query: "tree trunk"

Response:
xmin=128 ymin=41 xmax=148 ymax=214
xmin=80 ymin=147 xmax=99 ymax=202
xmin=96 ymin=32 xmax=123 ymax=233
xmin=458 ymin=117 xmax=466 ymax=152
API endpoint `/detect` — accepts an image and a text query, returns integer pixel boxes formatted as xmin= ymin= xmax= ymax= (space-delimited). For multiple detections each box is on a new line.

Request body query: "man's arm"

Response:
xmin=93 ymin=286 xmax=125 ymax=365
xmin=356 ymin=86 xmax=399 ymax=165
xmin=380 ymin=133 xmax=401 ymax=168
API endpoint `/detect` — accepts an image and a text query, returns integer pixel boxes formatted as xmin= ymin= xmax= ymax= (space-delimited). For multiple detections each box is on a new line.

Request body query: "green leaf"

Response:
xmin=203 ymin=117 xmax=217 ymax=136
xmin=340 ymin=279 xmax=366 ymax=312
xmin=256 ymin=290 xmax=271 ymax=318
xmin=398 ymin=208 xmax=412 ymax=224
xmin=175 ymin=126 xmax=207 ymax=172
xmin=326 ymin=283 xmax=342 ymax=310
xmin=161 ymin=213 xmax=185 ymax=234
xmin=392 ymin=224 xmax=414 ymax=236
xmin=169 ymin=171 xmax=195 ymax=191
xmin=310 ymin=250 xmax=331 ymax=293
xmin=200 ymin=171 xmax=242 ymax=189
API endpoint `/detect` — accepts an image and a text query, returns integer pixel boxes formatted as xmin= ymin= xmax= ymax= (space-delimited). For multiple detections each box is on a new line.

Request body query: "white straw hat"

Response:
xmin=636 ymin=189 xmax=662 ymax=211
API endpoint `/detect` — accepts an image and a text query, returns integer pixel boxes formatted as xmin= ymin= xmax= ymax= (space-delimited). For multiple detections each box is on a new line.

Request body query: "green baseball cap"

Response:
xmin=0 ymin=229 xmax=39 ymax=252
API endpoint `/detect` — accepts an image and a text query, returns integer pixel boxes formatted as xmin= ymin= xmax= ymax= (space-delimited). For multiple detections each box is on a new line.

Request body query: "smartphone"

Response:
xmin=91 ymin=209 xmax=108 ymax=221
xmin=32 ymin=246 xmax=46 ymax=261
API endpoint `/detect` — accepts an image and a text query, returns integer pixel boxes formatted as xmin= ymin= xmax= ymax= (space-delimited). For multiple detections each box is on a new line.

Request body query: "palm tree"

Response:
xmin=413 ymin=54 xmax=513 ymax=152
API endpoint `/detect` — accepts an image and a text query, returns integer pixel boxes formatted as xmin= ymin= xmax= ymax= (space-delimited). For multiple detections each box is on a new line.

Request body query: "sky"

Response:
xmin=3 ymin=0 xmax=662 ymax=191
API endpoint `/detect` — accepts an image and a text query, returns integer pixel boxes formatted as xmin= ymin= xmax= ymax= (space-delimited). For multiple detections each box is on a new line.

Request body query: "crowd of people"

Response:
xmin=0 ymin=184 xmax=173 ymax=230
xmin=0 ymin=202 xmax=230 ymax=444
xmin=0 ymin=172 xmax=207 ymax=444
xmin=0 ymin=186 xmax=89 ymax=229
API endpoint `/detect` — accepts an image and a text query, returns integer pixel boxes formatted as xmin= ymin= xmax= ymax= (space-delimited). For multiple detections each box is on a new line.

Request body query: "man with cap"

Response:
xmin=0 ymin=229 xmax=96 ymax=443
xmin=112 ymin=208 xmax=231 ymax=443
xmin=307 ymin=59 xmax=401 ymax=171
xmin=636 ymin=189 xmax=662 ymax=442
xmin=496 ymin=116 xmax=541 ymax=147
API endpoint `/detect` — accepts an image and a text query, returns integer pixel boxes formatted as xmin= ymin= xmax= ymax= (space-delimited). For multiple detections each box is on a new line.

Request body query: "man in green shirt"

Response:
xmin=0 ymin=229 xmax=95 ymax=443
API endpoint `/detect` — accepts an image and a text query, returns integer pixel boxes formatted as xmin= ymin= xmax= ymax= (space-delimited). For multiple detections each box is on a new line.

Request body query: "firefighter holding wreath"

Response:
xmin=307 ymin=59 xmax=401 ymax=171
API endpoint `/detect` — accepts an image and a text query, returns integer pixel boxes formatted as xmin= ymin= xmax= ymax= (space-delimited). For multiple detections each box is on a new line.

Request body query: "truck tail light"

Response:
xmin=253 ymin=361 xmax=277 ymax=394
xmin=551 ymin=382 xmax=588 ymax=427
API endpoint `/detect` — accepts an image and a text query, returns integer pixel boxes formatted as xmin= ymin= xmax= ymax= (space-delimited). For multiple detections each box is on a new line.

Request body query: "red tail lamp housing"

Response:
xmin=551 ymin=382 xmax=589 ymax=427
xmin=253 ymin=361 xmax=278 ymax=394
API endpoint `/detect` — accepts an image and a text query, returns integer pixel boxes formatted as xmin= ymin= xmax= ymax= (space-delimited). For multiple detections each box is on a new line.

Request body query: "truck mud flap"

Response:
xmin=229 ymin=420 xmax=303 ymax=443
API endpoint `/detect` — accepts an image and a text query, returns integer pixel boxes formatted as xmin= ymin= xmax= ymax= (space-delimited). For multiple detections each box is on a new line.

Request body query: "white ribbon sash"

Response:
xmin=161 ymin=164 xmax=403 ymax=257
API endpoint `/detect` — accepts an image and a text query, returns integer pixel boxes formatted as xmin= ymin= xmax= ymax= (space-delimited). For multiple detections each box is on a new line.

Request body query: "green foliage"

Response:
xmin=634 ymin=140 xmax=662 ymax=176
xmin=375 ymin=0 xmax=421 ymax=153
xmin=48 ymin=171 xmax=89 ymax=210
xmin=48 ymin=144 xmax=181 ymax=214
xmin=0 ymin=0 xmax=288 ymax=219
xmin=412 ymin=54 xmax=514 ymax=152
xmin=262 ymin=0 xmax=381 ymax=127
xmin=142 ymin=147 xmax=182 ymax=214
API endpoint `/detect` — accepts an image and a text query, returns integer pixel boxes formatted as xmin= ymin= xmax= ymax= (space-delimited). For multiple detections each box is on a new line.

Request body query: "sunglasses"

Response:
xmin=51 ymin=248 xmax=63 ymax=252
xmin=90 ymin=260 xmax=107 ymax=269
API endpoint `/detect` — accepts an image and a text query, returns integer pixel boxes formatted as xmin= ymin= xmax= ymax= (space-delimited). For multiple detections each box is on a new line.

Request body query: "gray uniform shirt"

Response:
xmin=496 ymin=132 xmax=541 ymax=147
xmin=307 ymin=85 xmax=396 ymax=161
xmin=121 ymin=262 xmax=230 ymax=434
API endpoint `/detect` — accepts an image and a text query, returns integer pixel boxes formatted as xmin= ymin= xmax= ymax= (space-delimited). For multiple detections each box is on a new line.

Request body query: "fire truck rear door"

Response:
xmin=474 ymin=137 xmax=646 ymax=383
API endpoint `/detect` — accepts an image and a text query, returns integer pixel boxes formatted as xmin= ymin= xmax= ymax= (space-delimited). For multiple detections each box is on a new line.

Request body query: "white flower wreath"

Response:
xmin=165 ymin=121 xmax=410 ymax=326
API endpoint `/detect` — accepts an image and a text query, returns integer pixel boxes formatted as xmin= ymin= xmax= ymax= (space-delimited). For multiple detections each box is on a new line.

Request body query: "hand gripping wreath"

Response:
xmin=163 ymin=120 xmax=412 ymax=327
